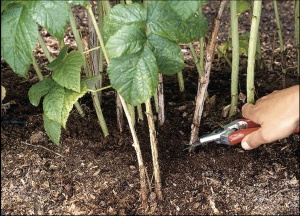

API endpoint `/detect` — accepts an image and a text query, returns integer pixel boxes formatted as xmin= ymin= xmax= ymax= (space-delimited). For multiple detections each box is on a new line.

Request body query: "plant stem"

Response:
xmin=116 ymin=94 xmax=124 ymax=132
xmin=137 ymin=104 xmax=144 ymax=121
xmin=246 ymin=0 xmax=262 ymax=104
xmin=91 ymin=91 xmax=109 ymax=136
xmin=74 ymin=102 xmax=85 ymax=117
xmin=216 ymin=46 xmax=232 ymax=68
xmin=38 ymin=29 xmax=85 ymax=118
xmin=199 ymin=37 xmax=205 ymax=77
xmin=229 ymin=0 xmax=239 ymax=117
xmin=145 ymin=99 xmax=163 ymax=200
xmin=86 ymin=5 xmax=109 ymax=65
xmin=88 ymin=5 xmax=102 ymax=102
xmin=87 ymin=2 xmax=124 ymax=133
xmin=273 ymin=0 xmax=284 ymax=52
xmin=273 ymin=0 xmax=286 ymax=87
xmin=198 ymin=5 xmax=205 ymax=78
xmin=88 ymin=2 xmax=149 ymax=207
xmin=97 ymin=0 xmax=104 ymax=103
xmin=68 ymin=6 xmax=89 ymax=75
xmin=256 ymin=31 xmax=263 ymax=71
xmin=103 ymin=0 xmax=111 ymax=14
xmin=31 ymin=54 xmax=44 ymax=81
xmin=83 ymin=46 xmax=100 ymax=54
xmin=154 ymin=89 xmax=159 ymax=113
xmin=190 ymin=0 xmax=227 ymax=144
xmin=70 ymin=4 xmax=108 ymax=134
xmin=177 ymin=71 xmax=185 ymax=92
xmin=88 ymin=85 xmax=112 ymax=92
xmin=189 ymin=42 xmax=202 ymax=76
xmin=119 ymin=95 xmax=148 ymax=209
xmin=127 ymin=103 xmax=136 ymax=126
xmin=157 ymin=74 xmax=165 ymax=125
xmin=295 ymin=0 xmax=300 ymax=76
xmin=37 ymin=33 xmax=54 ymax=62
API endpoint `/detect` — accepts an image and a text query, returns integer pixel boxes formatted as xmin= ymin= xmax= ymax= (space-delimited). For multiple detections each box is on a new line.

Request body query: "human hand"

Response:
xmin=241 ymin=85 xmax=299 ymax=150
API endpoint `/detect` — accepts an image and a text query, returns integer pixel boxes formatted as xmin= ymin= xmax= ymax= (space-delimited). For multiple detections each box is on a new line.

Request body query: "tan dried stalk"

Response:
xmin=145 ymin=99 xmax=163 ymax=200
xmin=190 ymin=0 xmax=228 ymax=144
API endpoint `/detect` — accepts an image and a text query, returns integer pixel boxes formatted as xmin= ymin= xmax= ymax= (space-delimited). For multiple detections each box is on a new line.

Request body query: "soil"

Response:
xmin=1 ymin=1 xmax=299 ymax=215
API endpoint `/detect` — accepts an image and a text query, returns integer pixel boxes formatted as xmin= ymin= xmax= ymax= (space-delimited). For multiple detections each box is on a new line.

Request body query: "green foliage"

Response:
xmin=28 ymin=77 xmax=56 ymax=106
xmin=46 ymin=45 xmax=69 ymax=70
xmin=81 ymin=74 xmax=102 ymax=89
xmin=147 ymin=34 xmax=184 ymax=75
xmin=106 ymin=24 xmax=147 ymax=58
xmin=51 ymin=51 xmax=84 ymax=93
xmin=228 ymin=0 xmax=250 ymax=15
xmin=169 ymin=1 xmax=200 ymax=21
xmin=1 ymin=0 xmax=21 ymax=13
xmin=45 ymin=46 xmax=85 ymax=93
xmin=43 ymin=114 xmax=61 ymax=146
xmin=28 ymin=1 xmax=69 ymax=42
xmin=107 ymin=46 xmax=159 ymax=106
xmin=1 ymin=1 xmax=71 ymax=77
xmin=1 ymin=1 xmax=87 ymax=145
xmin=1 ymin=3 xmax=38 ymax=77
xmin=28 ymin=45 xmax=86 ymax=145
xmin=29 ymin=78 xmax=87 ymax=145
xmin=217 ymin=33 xmax=250 ymax=58
xmin=168 ymin=1 xmax=207 ymax=41
xmin=104 ymin=1 xmax=208 ymax=105
xmin=2 ymin=0 xmax=208 ymax=144
xmin=237 ymin=0 xmax=250 ymax=14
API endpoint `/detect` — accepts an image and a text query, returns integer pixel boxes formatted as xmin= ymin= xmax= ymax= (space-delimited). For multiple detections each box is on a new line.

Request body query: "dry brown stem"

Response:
xmin=189 ymin=0 xmax=228 ymax=144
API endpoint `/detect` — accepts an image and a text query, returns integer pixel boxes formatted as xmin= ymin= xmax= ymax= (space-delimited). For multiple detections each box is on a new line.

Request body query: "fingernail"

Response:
xmin=242 ymin=141 xmax=253 ymax=150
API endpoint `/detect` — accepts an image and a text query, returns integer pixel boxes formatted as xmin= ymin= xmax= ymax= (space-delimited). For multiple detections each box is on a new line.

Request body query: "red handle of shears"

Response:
xmin=228 ymin=120 xmax=300 ymax=146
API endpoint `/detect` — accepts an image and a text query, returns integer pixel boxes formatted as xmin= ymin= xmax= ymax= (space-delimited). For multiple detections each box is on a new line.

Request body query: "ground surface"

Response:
xmin=1 ymin=1 xmax=299 ymax=215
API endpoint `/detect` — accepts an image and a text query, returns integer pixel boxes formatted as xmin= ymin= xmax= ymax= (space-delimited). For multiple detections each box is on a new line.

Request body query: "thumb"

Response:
xmin=241 ymin=128 xmax=266 ymax=150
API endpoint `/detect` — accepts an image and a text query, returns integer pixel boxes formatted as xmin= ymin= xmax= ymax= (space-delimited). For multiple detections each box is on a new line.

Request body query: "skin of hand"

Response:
xmin=241 ymin=85 xmax=299 ymax=150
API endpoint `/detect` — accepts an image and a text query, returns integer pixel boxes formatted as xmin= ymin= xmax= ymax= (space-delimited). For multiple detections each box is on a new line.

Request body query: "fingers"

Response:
xmin=241 ymin=103 xmax=255 ymax=120
xmin=241 ymin=127 xmax=266 ymax=150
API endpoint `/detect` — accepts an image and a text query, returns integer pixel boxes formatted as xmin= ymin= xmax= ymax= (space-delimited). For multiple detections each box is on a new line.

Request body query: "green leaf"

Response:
xmin=52 ymin=51 xmax=84 ymax=92
xmin=1 ymin=0 xmax=21 ymax=13
xmin=43 ymin=83 xmax=87 ymax=127
xmin=61 ymin=85 xmax=87 ymax=128
xmin=108 ymin=46 xmax=158 ymax=106
xmin=168 ymin=1 xmax=199 ymax=21
xmin=42 ymin=83 xmax=87 ymax=144
xmin=28 ymin=77 xmax=56 ymax=106
xmin=104 ymin=1 xmax=208 ymax=105
xmin=148 ymin=34 xmax=184 ymax=75
xmin=43 ymin=85 xmax=65 ymax=124
xmin=106 ymin=24 xmax=147 ymax=58
xmin=217 ymin=41 xmax=229 ymax=58
xmin=46 ymin=45 xmax=69 ymax=71
xmin=43 ymin=114 xmax=61 ymax=145
xmin=104 ymin=3 xmax=146 ymax=42
xmin=239 ymin=39 xmax=249 ymax=56
xmin=28 ymin=1 xmax=69 ymax=42
xmin=81 ymin=74 xmax=100 ymax=88
xmin=1 ymin=3 xmax=38 ymax=77
xmin=237 ymin=1 xmax=250 ymax=14
xmin=176 ymin=12 xmax=208 ymax=42
xmin=147 ymin=1 xmax=179 ymax=41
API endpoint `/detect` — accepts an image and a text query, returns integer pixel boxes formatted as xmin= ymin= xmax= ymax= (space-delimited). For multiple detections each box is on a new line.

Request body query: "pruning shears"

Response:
xmin=184 ymin=119 xmax=300 ymax=152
